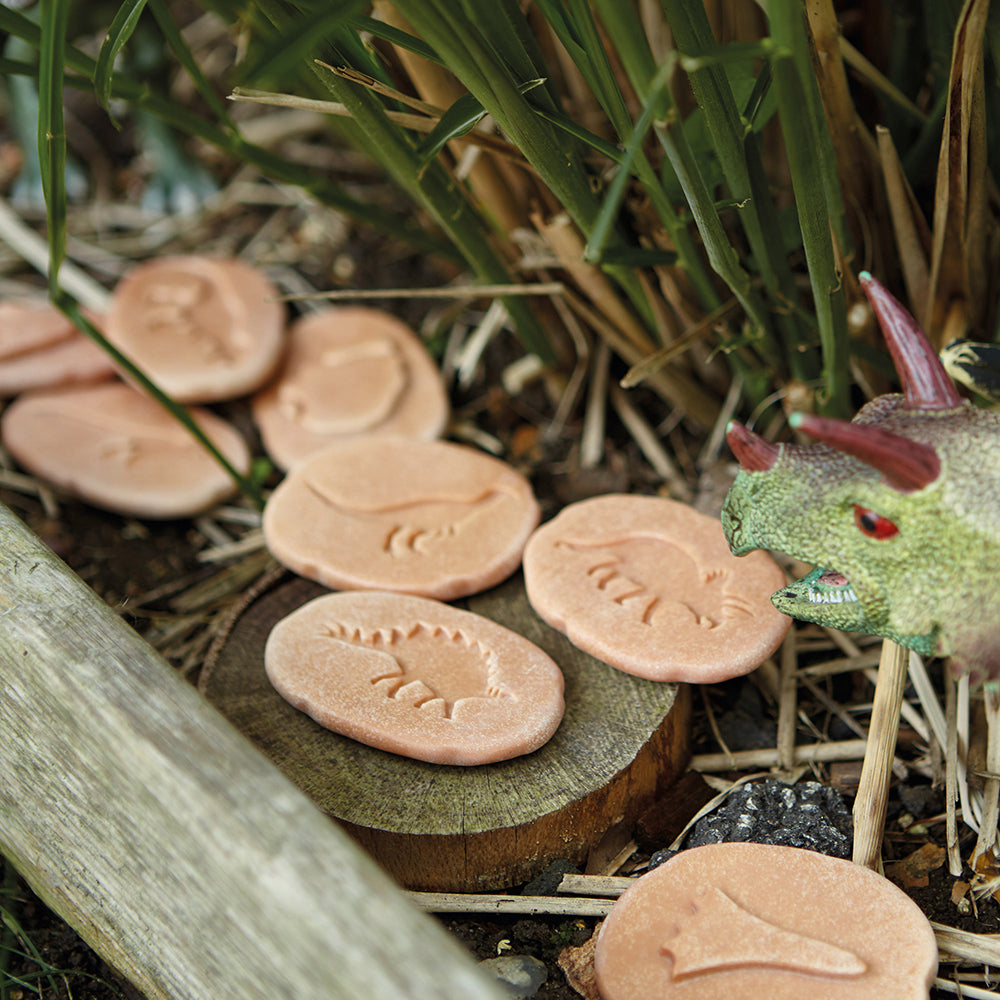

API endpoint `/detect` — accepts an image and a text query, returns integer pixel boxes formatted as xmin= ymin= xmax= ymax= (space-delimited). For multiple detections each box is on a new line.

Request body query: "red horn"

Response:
xmin=790 ymin=412 xmax=940 ymax=491
xmin=859 ymin=271 xmax=963 ymax=410
xmin=726 ymin=421 xmax=779 ymax=472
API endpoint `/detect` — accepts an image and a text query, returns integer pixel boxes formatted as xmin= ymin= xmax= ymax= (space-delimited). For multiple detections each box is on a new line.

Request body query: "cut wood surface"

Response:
xmin=200 ymin=572 xmax=692 ymax=891
xmin=0 ymin=502 xmax=506 ymax=1000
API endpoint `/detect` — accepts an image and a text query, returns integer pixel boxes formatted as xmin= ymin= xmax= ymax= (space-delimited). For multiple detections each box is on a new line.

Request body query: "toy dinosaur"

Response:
xmin=722 ymin=272 xmax=1000 ymax=683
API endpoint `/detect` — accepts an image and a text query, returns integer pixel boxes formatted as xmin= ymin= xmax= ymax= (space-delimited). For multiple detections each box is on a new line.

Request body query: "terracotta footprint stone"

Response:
xmin=594 ymin=842 xmax=938 ymax=999
xmin=265 ymin=591 xmax=565 ymax=765
xmin=106 ymin=255 xmax=286 ymax=402
xmin=1 ymin=382 xmax=250 ymax=518
xmin=252 ymin=307 xmax=449 ymax=469
xmin=263 ymin=437 xmax=540 ymax=600
xmin=522 ymin=494 xmax=790 ymax=682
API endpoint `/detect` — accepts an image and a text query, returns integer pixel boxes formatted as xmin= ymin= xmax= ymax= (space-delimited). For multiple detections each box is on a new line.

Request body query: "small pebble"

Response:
xmin=594 ymin=842 xmax=938 ymax=1000
xmin=1 ymin=382 xmax=250 ymax=518
xmin=265 ymin=591 xmax=565 ymax=765
xmin=478 ymin=955 xmax=548 ymax=999
xmin=106 ymin=255 xmax=286 ymax=403
xmin=263 ymin=437 xmax=540 ymax=600
xmin=522 ymin=494 xmax=790 ymax=682
xmin=252 ymin=307 xmax=448 ymax=469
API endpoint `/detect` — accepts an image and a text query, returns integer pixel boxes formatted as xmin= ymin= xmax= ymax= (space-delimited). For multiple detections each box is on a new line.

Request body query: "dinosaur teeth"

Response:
xmin=807 ymin=586 xmax=858 ymax=604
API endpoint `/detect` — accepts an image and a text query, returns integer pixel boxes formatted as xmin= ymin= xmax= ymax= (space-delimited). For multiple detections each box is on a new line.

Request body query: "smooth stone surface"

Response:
xmin=0 ymin=301 xmax=76 ymax=360
xmin=1 ymin=382 xmax=251 ymax=518
xmin=106 ymin=255 xmax=286 ymax=402
xmin=252 ymin=306 xmax=449 ymax=469
xmin=0 ymin=324 xmax=117 ymax=397
xmin=522 ymin=494 xmax=790 ymax=682
xmin=478 ymin=956 xmax=548 ymax=999
xmin=263 ymin=437 xmax=540 ymax=600
xmin=265 ymin=590 xmax=565 ymax=765
xmin=594 ymin=842 xmax=938 ymax=1000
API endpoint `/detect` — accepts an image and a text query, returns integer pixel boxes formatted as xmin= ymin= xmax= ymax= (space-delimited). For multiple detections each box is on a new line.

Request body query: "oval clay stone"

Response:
xmin=1 ymin=382 xmax=251 ymax=518
xmin=263 ymin=437 xmax=540 ymax=600
xmin=252 ymin=307 xmax=449 ymax=469
xmin=594 ymin=842 xmax=938 ymax=1000
xmin=522 ymin=494 xmax=790 ymax=683
xmin=106 ymin=255 xmax=286 ymax=403
xmin=0 ymin=301 xmax=76 ymax=361
xmin=264 ymin=591 xmax=565 ymax=765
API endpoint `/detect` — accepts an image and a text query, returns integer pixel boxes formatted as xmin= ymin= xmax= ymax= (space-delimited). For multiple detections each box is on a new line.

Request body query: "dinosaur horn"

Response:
xmin=859 ymin=271 xmax=963 ymax=410
xmin=790 ymin=412 xmax=940 ymax=491
xmin=726 ymin=421 xmax=779 ymax=471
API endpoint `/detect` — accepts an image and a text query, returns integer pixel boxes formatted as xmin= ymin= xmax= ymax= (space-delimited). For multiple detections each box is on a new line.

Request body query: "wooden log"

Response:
xmin=200 ymin=573 xmax=692 ymax=891
xmin=0 ymin=502 xmax=505 ymax=1000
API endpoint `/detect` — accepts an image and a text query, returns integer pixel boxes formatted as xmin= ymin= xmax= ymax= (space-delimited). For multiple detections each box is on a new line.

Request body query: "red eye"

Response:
xmin=853 ymin=505 xmax=899 ymax=540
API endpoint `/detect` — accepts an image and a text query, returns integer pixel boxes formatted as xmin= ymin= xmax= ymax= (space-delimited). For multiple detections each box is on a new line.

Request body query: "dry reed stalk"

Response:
xmin=852 ymin=640 xmax=910 ymax=869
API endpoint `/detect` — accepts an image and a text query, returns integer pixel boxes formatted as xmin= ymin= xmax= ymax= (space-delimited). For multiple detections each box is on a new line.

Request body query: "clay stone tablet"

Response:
xmin=0 ymin=301 xmax=76 ymax=360
xmin=252 ymin=306 xmax=449 ymax=469
xmin=265 ymin=591 xmax=565 ymax=765
xmin=106 ymin=255 xmax=285 ymax=402
xmin=522 ymin=494 xmax=790 ymax=683
xmin=263 ymin=437 xmax=540 ymax=600
xmin=1 ymin=382 xmax=251 ymax=518
xmin=594 ymin=842 xmax=938 ymax=1000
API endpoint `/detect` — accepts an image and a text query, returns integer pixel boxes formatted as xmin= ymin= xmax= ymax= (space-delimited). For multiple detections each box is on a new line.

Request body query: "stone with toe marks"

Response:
xmin=265 ymin=591 xmax=565 ymax=765
xmin=522 ymin=494 xmax=790 ymax=682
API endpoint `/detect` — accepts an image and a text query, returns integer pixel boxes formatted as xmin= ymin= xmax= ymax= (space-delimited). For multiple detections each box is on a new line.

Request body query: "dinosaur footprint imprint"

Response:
xmin=304 ymin=479 xmax=511 ymax=559
xmin=321 ymin=620 xmax=511 ymax=719
xmin=556 ymin=536 xmax=755 ymax=627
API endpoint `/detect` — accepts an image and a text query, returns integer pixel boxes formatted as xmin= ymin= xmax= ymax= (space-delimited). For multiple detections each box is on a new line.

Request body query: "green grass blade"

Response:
xmin=147 ymin=0 xmax=235 ymax=131
xmin=36 ymin=0 xmax=69 ymax=298
xmin=345 ymin=15 xmax=440 ymax=64
xmin=94 ymin=0 xmax=149 ymax=119
xmin=590 ymin=0 xmax=657 ymax=101
xmin=237 ymin=0 xmax=367 ymax=87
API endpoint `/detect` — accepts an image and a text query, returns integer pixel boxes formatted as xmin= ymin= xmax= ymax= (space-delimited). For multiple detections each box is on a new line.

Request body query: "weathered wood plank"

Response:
xmin=0 ymin=503 xmax=504 ymax=1000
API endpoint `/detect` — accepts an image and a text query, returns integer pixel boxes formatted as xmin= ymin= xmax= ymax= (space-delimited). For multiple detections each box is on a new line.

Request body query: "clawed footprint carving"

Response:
xmin=321 ymin=620 xmax=510 ymax=719
xmin=557 ymin=537 xmax=755 ymax=627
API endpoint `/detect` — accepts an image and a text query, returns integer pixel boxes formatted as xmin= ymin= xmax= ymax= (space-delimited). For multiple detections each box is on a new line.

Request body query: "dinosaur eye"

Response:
xmin=853 ymin=504 xmax=899 ymax=540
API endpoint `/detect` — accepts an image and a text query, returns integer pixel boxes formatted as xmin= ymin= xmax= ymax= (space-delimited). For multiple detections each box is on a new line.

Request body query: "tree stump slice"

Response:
xmin=200 ymin=571 xmax=691 ymax=891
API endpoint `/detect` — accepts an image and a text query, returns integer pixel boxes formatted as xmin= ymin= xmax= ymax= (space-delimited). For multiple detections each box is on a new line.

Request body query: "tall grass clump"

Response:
xmin=2 ymin=0 xmax=998 ymax=446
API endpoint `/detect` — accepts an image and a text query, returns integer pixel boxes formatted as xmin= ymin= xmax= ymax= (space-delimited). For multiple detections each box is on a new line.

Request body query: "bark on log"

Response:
xmin=0 ymin=502 xmax=505 ymax=1000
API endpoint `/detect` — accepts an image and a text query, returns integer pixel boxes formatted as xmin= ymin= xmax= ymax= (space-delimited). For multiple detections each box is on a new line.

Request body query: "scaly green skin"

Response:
xmin=721 ymin=275 xmax=1000 ymax=683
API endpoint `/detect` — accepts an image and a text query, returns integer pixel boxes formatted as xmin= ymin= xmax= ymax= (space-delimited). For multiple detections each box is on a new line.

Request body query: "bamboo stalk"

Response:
xmin=852 ymin=640 xmax=910 ymax=869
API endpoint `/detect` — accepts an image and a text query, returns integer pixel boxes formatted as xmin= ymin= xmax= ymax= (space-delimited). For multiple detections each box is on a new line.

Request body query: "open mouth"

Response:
xmin=802 ymin=568 xmax=859 ymax=605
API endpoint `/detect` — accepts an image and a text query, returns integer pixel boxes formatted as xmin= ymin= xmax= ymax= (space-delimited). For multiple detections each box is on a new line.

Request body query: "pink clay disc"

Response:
xmin=265 ymin=590 xmax=565 ymax=765
xmin=252 ymin=306 xmax=449 ymax=469
xmin=263 ymin=437 xmax=540 ymax=600
xmin=1 ymin=381 xmax=250 ymax=518
xmin=522 ymin=494 xmax=790 ymax=682
xmin=0 ymin=301 xmax=77 ymax=361
xmin=106 ymin=255 xmax=286 ymax=403
xmin=594 ymin=842 xmax=938 ymax=1000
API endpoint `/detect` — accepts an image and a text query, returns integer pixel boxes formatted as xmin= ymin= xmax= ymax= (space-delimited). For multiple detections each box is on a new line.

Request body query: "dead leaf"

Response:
xmin=557 ymin=923 xmax=602 ymax=1000
xmin=885 ymin=842 xmax=946 ymax=888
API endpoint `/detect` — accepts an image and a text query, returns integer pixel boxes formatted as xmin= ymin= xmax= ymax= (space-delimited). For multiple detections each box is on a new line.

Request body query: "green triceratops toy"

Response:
xmin=722 ymin=272 xmax=1000 ymax=683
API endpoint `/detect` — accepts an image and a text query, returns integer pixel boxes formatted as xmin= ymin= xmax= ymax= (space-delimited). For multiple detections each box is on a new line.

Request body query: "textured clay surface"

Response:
xmin=263 ymin=437 xmax=540 ymax=600
xmin=264 ymin=590 xmax=565 ymax=764
xmin=1 ymin=382 xmax=250 ymax=518
xmin=522 ymin=494 xmax=790 ymax=682
xmin=106 ymin=255 xmax=286 ymax=402
xmin=594 ymin=842 xmax=938 ymax=1000
xmin=252 ymin=306 xmax=449 ymax=469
